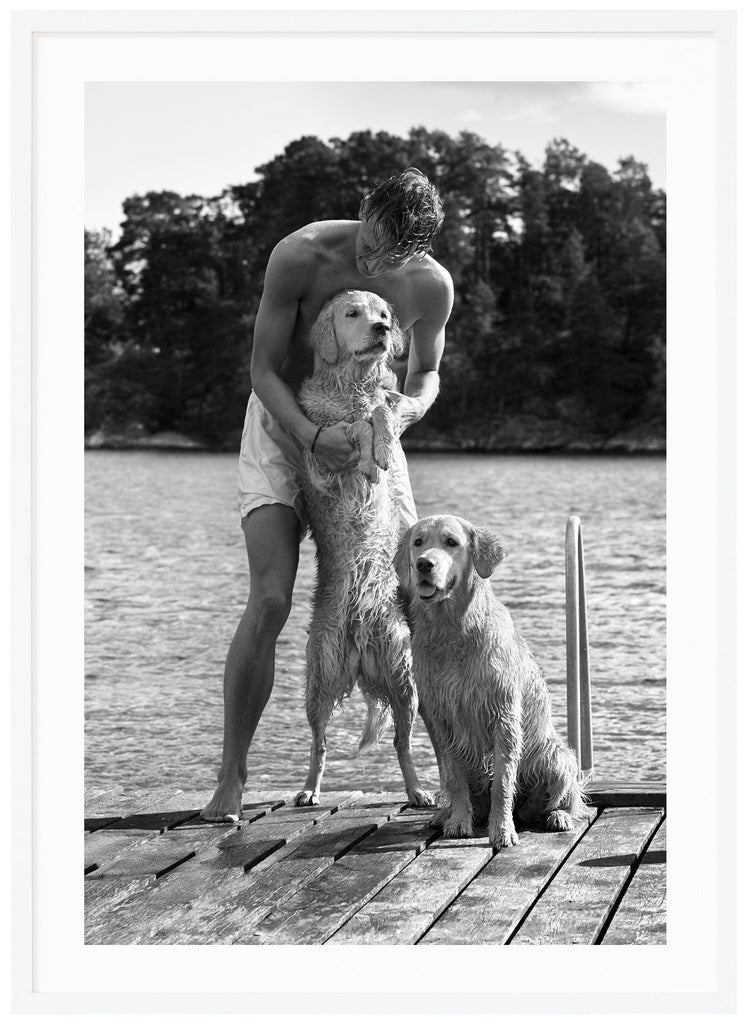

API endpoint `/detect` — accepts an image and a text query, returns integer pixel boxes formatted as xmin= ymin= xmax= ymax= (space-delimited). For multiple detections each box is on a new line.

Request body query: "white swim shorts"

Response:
xmin=237 ymin=391 xmax=418 ymax=535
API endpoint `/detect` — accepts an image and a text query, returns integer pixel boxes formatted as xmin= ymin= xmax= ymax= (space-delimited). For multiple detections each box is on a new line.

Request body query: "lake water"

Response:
xmin=85 ymin=451 xmax=666 ymax=796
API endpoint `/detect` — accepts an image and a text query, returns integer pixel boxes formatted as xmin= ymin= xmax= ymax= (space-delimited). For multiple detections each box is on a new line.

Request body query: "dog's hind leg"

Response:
xmin=295 ymin=692 xmax=333 ymax=807
xmin=296 ymin=622 xmax=349 ymax=806
xmin=366 ymin=619 xmax=434 ymax=808
xmin=392 ymin=710 xmax=434 ymax=808
xmin=388 ymin=672 xmax=435 ymax=808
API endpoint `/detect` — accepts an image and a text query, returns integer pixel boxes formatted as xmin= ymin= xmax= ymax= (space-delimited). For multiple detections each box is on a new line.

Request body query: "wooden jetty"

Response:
xmin=85 ymin=782 xmax=665 ymax=945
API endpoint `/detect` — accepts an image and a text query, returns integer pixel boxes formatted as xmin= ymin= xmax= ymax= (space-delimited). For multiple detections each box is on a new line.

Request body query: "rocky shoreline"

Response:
xmin=85 ymin=423 xmax=665 ymax=455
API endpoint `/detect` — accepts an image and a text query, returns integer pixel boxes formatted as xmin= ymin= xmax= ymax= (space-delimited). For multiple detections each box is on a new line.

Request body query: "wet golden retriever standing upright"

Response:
xmin=396 ymin=514 xmax=587 ymax=849
xmin=295 ymin=290 xmax=433 ymax=808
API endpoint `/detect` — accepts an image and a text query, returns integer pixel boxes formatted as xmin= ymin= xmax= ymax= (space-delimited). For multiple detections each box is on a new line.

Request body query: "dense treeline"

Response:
xmin=85 ymin=128 xmax=665 ymax=450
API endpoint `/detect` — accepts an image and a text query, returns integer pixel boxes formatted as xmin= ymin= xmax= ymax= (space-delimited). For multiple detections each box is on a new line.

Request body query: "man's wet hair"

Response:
xmin=358 ymin=167 xmax=445 ymax=261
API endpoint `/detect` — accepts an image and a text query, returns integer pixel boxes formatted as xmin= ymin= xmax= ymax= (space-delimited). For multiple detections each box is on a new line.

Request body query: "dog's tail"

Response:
xmin=356 ymin=696 xmax=392 ymax=757
xmin=518 ymin=739 xmax=591 ymax=824
xmin=546 ymin=742 xmax=591 ymax=821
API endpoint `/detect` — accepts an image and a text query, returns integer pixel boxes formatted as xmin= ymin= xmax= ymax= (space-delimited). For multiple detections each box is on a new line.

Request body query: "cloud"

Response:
xmin=581 ymin=82 xmax=667 ymax=116
xmin=497 ymin=100 xmax=563 ymax=125
xmin=454 ymin=108 xmax=485 ymax=123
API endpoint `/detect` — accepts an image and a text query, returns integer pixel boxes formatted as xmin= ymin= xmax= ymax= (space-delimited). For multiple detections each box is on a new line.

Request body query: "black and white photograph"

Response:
xmin=83 ymin=80 xmax=666 ymax=946
xmin=11 ymin=7 xmax=737 ymax=1014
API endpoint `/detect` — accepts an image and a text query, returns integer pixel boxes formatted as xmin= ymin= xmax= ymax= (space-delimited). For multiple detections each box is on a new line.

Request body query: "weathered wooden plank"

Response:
xmin=100 ymin=806 xmax=388 ymax=945
xmin=586 ymin=782 xmax=666 ymax=809
xmin=331 ymin=805 xmax=400 ymax=820
xmin=84 ymin=785 xmax=124 ymax=813
xmin=99 ymin=788 xmax=271 ymax=831
xmin=84 ymin=786 xmax=291 ymax=819
xmin=510 ymin=807 xmax=663 ymax=945
xmin=602 ymin=818 xmax=666 ymax=945
xmin=248 ymin=818 xmax=437 ymax=945
xmin=83 ymin=786 xmax=180 ymax=817
xmin=88 ymin=829 xmax=224 ymax=879
xmin=83 ymin=790 xmax=297 ymax=875
xmin=167 ymin=800 xmax=281 ymax=831
xmin=85 ymin=784 xmax=123 ymax=803
xmin=187 ymin=793 xmax=359 ymax=870
xmin=328 ymin=836 xmax=494 ymax=944
xmin=86 ymin=816 xmax=258 ymax=874
xmin=85 ymin=836 xmax=252 ymax=944
xmin=160 ymin=812 xmax=396 ymax=945
xmin=326 ymin=792 xmax=405 ymax=817
xmin=85 ymin=797 xmax=364 ymax=943
xmin=85 ymin=829 xmax=162 ymax=874
xmin=102 ymin=809 xmax=203 ymax=831
xmin=350 ymin=791 xmax=409 ymax=806
xmin=90 ymin=815 xmax=303 ymax=881
xmin=418 ymin=812 xmax=599 ymax=945
xmin=85 ymin=815 xmax=124 ymax=833
xmin=586 ymin=779 xmax=665 ymax=793
xmin=85 ymin=876 xmax=157 ymax=939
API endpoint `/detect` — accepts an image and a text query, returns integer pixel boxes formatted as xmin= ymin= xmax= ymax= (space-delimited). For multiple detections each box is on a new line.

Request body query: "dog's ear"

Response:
xmin=309 ymin=300 xmax=339 ymax=364
xmin=389 ymin=307 xmax=407 ymax=359
xmin=469 ymin=523 xmax=505 ymax=579
xmin=393 ymin=528 xmax=413 ymax=587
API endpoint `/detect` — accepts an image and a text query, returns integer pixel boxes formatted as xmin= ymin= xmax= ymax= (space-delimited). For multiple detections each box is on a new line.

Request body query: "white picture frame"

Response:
xmin=10 ymin=5 xmax=737 ymax=1015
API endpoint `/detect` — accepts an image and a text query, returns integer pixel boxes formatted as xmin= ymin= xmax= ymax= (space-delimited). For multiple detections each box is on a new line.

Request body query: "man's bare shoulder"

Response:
xmin=412 ymin=255 xmax=454 ymax=306
xmin=272 ymin=220 xmax=357 ymax=264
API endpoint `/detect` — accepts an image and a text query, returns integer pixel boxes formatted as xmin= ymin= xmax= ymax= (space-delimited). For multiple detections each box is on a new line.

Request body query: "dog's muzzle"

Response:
xmin=359 ymin=323 xmax=391 ymax=357
xmin=414 ymin=554 xmax=454 ymax=601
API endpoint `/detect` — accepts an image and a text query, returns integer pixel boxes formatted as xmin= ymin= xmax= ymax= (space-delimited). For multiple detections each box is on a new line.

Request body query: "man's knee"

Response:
xmin=250 ymin=583 xmax=293 ymax=636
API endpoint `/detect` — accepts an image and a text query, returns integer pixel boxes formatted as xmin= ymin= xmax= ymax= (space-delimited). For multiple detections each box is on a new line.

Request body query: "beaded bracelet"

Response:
xmin=310 ymin=426 xmax=323 ymax=453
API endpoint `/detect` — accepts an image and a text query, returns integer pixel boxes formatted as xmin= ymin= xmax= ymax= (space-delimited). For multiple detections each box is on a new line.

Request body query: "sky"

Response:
xmin=85 ymin=81 xmax=666 ymax=236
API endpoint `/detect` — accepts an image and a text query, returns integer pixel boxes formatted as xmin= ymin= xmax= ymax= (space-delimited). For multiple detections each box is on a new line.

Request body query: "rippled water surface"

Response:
xmin=85 ymin=451 xmax=665 ymax=794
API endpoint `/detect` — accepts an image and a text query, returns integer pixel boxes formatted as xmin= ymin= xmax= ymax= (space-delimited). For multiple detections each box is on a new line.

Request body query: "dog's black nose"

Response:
xmin=416 ymin=556 xmax=434 ymax=574
xmin=373 ymin=321 xmax=390 ymax=335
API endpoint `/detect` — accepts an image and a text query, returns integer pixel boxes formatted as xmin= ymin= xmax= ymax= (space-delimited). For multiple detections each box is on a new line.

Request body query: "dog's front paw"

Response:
xmin=371 ymin=405 xmax=396 ymax=471
xmin=345 ymin=420 xmax=380 ymax=481
xmin=442 ymin=816 xmax=474 ymax=839
xmin=489 ymin=822 xmax=519 ymax=850
xmin=294 ymin=790 xmax=319 ymax=807
xmin=407 ymin=787 xmax=435 ymax=808
xmin=545 ymin=809 xmax=574 ymax=832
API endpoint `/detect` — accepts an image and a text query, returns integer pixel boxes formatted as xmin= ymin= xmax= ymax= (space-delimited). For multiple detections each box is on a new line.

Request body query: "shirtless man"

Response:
xmin=201 ymin=167 xmax=454 ymax=821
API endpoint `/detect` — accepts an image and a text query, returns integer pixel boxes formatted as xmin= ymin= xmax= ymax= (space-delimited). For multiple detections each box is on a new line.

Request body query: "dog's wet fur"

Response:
xmin=295 ymin=290 xmax=433 ymax=809
xmin=396 ymin=514 xmax=589 ymax=849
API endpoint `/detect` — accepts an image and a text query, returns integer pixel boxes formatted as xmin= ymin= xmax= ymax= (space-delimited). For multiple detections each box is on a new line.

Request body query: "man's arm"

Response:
xmin=387 ymin=266 xmax=454 ymax=433
xmin=250 ymin=240 xmax=356 ymax=469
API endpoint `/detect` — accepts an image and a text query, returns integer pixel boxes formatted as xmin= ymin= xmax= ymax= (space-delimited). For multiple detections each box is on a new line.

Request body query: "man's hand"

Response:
xmin=311 ymin=422 xmax=359 ymax=470
xmin=384 ymin=391 xmax=426 ymax=435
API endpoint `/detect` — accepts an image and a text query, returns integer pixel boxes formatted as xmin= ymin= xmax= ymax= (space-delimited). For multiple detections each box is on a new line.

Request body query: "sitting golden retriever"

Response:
xmin=295 ymin=289 xmax=433 ymax=809
xmin=395 ymin=514 xmax=587 ymax=849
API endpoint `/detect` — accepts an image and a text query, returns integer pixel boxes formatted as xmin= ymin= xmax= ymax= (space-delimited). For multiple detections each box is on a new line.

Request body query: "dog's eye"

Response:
xmin=346 ymin=310 xmax=358 ymax=318
xmin=413 ymin=538 xmax=423 ymax=547
xmin=446 ymin=537 xmax=459 ymax=547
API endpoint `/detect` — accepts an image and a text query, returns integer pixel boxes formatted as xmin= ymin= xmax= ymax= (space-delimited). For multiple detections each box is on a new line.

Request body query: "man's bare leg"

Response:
xmin=201 ymin=504 xmax=302 ymax=821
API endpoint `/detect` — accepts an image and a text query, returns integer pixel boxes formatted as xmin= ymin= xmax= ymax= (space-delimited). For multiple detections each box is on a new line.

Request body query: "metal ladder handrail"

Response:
xmin=565 ymin=515 xmax=593 ymax=777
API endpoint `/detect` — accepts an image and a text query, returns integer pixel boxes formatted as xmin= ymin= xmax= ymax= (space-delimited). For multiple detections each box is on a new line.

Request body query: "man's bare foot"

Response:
xmin=200 ymin=777 xmax=244 ymax=822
